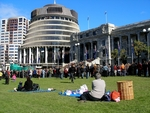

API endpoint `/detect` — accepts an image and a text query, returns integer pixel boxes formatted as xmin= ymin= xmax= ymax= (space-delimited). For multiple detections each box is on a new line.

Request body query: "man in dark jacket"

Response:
xmin=69 ymin=64 xmax=76 ymax=83
xmin=22 ymin=76 xmax=33 ymax=91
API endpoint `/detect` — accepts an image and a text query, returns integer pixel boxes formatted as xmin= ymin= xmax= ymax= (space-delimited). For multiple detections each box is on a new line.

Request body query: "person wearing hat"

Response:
xmin=78 ymin=72 xmax=106 ymax=102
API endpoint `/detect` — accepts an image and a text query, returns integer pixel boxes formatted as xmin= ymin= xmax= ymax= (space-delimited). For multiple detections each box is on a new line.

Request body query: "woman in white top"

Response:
xmin=78 ymin=73 xmax=106 ymax=102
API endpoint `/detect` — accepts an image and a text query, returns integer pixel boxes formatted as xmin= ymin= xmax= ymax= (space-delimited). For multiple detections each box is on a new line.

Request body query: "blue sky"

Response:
xmin=0 ymin=0 xmax=150 ymax=31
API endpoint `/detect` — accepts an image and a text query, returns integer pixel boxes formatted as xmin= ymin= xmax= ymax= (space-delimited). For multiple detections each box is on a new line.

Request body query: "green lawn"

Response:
xmin=0 ymin=76 xmax=150 ymax=113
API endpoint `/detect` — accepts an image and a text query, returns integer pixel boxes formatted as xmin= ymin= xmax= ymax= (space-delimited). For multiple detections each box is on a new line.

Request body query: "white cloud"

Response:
xmin=0 ymin=3 xmax=20 ymax=19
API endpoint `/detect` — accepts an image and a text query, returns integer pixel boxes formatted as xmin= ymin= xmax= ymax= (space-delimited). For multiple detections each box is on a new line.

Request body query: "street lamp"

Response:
xmin=143 ymin=28 xmax=150 ymax=61
xmin=75 ymin=43 xmax=80 ymax=62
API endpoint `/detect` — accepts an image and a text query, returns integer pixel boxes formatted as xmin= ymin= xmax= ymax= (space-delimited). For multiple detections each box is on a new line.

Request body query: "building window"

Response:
xmin=61 ymin=17 xmax=64 ymax=20
xmin=2 ymin=20 xmax=5 ymax=24
xmin=80 ymin=35 xmax=82 ymax=38
xmin=102 ymin=40 xmax=105 ymax=46
xmin=47 ymin=7 xmax=62 ymax=13
xmin=86 ymin=33 xmax=89 ymax=37
xmin=93 ymin=31 xmax=96 ymax=35
xmin=19 ymin=18 xmax=22 ymax=22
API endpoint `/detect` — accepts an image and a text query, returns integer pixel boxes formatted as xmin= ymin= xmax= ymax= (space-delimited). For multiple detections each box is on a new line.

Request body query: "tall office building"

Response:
xmin=19 ymin=3 xmax=80 ymax=66
xmin=0 ymin=17 xmax=29 ymax=66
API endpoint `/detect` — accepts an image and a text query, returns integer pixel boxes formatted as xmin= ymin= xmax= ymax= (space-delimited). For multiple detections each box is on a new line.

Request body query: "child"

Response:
xmin=12 ymin=73 xmax=16 ymax=81
xmin=14 ymin=82 xmax=23 ymax=91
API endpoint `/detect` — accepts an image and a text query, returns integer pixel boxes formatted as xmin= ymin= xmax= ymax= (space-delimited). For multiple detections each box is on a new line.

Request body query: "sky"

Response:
xmin=0 ymin=0 xmax=150 ymax=31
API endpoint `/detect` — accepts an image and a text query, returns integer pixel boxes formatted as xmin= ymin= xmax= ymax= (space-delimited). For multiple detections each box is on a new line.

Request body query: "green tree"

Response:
xmin=111 ymin=49 xmax=118 ymax=64
xmin=134 ymin=40 xmax=147 ymax=63
xmin=120 ymin=49 xmax=127 ymax=63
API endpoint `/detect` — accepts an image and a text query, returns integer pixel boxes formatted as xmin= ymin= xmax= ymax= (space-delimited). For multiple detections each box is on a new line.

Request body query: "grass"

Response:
xmin=0 ymin=76 xmax=150 ymax=113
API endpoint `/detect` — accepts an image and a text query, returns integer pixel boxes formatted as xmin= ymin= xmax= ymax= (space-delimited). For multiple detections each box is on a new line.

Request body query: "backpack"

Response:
xmin=32 ymin=83 xmax=40 ymax=91
xmin=110 ymin=90 xmax=120 ymax=102
xmin=100 ymin=91 xmax=111 ymax=101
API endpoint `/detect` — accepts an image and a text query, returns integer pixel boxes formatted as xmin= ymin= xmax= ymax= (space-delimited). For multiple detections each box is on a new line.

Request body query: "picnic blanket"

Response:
xmin=59 ymin=84 xmax=88 ymax=98
xmin=11 ymin=88 xmax=56 ymax=93
xmin=59 ymin=90 xmax=81 ymax=98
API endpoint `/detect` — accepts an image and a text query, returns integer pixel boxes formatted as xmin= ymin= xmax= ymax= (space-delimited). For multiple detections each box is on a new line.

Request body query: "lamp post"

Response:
xmin=75 ymin=43 xmax=80 ymax=63
xmin=143 ymin=28 xmax=150 ymax=61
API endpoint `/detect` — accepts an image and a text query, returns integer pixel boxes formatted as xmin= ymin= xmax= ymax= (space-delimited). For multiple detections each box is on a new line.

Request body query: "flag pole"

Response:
xmin=87 ymin=16 xmax=90 ymax=29
xmin=105 ymin=11 xmax=107 ymax=24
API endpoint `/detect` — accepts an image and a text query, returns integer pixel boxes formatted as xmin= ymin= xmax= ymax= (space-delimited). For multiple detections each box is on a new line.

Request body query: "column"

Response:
xmin=91 ymin=41 xmax=93 ymax=59
xmin=83 ymin=43 xmax=86 ymax=61
xmin=19 ymin=49 xmax=22 ymax=64
xmin=23 ymin=49 xmax=26 ymax=64
xmin=128 ymin=34 xmax=131 ymax=56
xmin=78 ymin=44 xmax=80 ymax=62
xmin=45 ymin=47 xmax=48 ymax=63
xmin=137 ymin=32 xmax=140 ymax=41
xmin=62 ymin=47 xmax=65 ymax=63
xmin=54 ymin=47 xmax=56 ymax=64
xmin=108 ymin=35 xmax=111 ymax=64
xmin=111 ymin=36 xmax=114 ymax=50
xmin=36 ymin=47 xmax=38 ymax=63
xmin=29 ymin=48 xmax=31 ymax=64
xmin=119 ymin=36 xmax=122 ymax=50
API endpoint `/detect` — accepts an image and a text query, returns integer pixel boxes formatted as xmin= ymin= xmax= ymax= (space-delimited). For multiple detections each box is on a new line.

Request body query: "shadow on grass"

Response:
xmin=2 ymin=83 xmax=9 ymax=85
xmin=60 ymin=81 xmax=72 ymax=83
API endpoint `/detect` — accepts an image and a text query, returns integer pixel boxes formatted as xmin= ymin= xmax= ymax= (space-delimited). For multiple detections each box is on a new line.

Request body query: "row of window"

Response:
xmin=23 ymin=42 xmax=70 ymax=46
xmin=79 ymin=31 xmax=97 ymax=38
xmin=29 ymin=25 xmax=78 ymax=33
xmin=30 ymin=16 xmax=78 ymax=25
xmin=24 ymin=36 xmax=70 ymax=43
xmin=30 ymin=20 xmax=78 ymax=28
xmin=1 ymin=18 xmax=27 ymax=24
xmin=1 ymin=40 xmax=22 ymax=43
xmin=27 ymin=31 xmax=73 ymax=38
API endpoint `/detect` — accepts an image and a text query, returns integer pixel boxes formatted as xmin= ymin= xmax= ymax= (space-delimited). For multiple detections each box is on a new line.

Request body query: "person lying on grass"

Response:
xmin=78 ymin=72 xmax=106 ymax=102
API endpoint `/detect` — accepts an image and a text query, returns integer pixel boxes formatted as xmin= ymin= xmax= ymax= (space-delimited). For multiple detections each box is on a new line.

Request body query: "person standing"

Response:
xmin=137 ymin=62 xmax=142 ymax=76
xmin=85 ymin=64 xmax=90 ymax=79
xmin=142 ymin=61 xmax=148 ymax=77
xmin=0 ymin=70 xmax=3 ymax=80
xmin=70 ymin=64 xmax=76 ymax=83
xmin=59 ymin=66 xmax=64 ymax=79
xmin=5 ymin=69 xmax=10 ymax=84
xmin=121 ymin=63 xmax=125 ymax=76
xmin=114 ymin=64 xmax=118 ymax=76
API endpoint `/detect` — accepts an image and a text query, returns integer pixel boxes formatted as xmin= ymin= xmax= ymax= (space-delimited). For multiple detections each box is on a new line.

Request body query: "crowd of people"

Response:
xmin=0 ymin=60 xmax=150 ymax=84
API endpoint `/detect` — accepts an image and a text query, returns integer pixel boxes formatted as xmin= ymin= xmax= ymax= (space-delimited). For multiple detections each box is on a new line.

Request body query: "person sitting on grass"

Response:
xmin=78 ymin=72 xmax=106 ymax=102
xmin=21 ymin=76 xmax=33 ymax=91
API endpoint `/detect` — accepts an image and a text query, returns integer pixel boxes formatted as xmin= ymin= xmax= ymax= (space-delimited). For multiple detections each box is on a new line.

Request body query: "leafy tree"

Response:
xmin=111 ymin=49 xmax=118 ymax=64
xmin=120 ymin=49 xmax=127 ymax=63
xmin=134 ymin=40 xmax=147 ymax=63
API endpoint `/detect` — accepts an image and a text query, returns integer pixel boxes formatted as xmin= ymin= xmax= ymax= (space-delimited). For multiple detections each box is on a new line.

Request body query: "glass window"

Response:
xmin=19 ymin=18 xmax=22 ymax=22
xmin=102 ymin=40 xmax=105 ymax=46
xmin=2 ymin=20 xmax=5 ymax=24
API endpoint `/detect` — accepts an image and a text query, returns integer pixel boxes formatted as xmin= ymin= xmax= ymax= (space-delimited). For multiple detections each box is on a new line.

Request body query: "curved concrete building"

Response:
xmin=19 ymin=3 xmax=80 ymax=66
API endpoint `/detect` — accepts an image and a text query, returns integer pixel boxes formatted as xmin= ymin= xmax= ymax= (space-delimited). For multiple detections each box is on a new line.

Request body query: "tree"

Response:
xmin=120 ymin=49 xmax=127 ymax=64
xmin=134 ymin=40 xmax=147 ymax=63
xmin=111 ymin=49 xmax=118 ymax=64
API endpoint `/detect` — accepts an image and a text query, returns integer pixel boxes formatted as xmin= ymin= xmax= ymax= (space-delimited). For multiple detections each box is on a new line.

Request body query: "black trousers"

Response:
xmin=79 ymin=91 xmax=100 ymax=101
xmin=5 ymin=77 xmax=9 ymax=84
